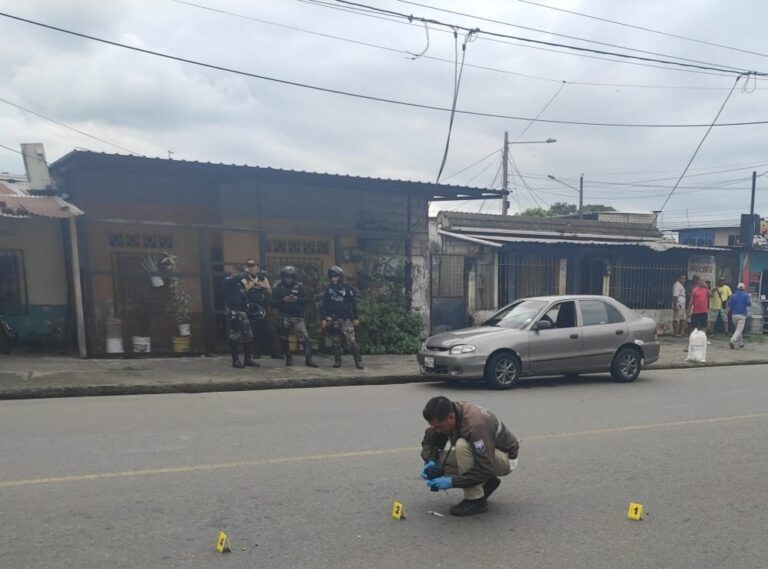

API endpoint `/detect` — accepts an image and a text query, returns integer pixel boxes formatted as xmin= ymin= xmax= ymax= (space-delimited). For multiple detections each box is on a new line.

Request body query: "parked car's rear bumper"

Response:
xmin=639 ymin=340 xmax=661 ymax=365
xmin=417 ymin=350 xmax=487 ymax=380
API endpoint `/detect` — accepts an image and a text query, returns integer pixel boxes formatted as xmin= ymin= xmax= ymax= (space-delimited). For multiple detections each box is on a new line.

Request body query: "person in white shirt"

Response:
xmin=672 ymin=275 xmax=688 ymax=337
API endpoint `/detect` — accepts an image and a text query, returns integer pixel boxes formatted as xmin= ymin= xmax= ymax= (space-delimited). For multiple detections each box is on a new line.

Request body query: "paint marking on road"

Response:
xmin=2 ymin=412 xmax=767 ymax=489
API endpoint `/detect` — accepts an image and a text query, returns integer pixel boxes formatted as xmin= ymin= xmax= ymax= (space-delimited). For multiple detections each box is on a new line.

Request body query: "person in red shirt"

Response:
xmin=689 ymin=279 xmax=710 ymax=332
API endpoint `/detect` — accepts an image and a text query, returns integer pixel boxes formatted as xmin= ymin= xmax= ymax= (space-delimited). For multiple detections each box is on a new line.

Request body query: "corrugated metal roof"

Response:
xmin=0 ymin=175 xmax=83 ymax=219
xmin=443 ymin=231 xmax=728 ymax=252
xmin=0 ymin=194 xmax=83 ymax=219
xmin=50 ymin=150 xmax=502 ymax=199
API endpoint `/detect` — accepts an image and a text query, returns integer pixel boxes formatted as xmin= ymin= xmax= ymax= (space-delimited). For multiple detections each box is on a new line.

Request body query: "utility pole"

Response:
xmin=750 ymin=170 xmax=757 ymax=217
xmin=501 ymin=131 xmax=509 ymax=215
xmin=578 ymin=173 xmax=584 ymax=217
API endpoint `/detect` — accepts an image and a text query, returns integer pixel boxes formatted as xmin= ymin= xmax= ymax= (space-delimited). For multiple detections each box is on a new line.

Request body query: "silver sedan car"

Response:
xmin=417 ymin=295 xmax=660 ymax=389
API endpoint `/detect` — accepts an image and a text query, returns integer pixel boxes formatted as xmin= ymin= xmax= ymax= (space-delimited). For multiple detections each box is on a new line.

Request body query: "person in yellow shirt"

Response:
xmin=709 ymin=277 xmax=733 ymax=334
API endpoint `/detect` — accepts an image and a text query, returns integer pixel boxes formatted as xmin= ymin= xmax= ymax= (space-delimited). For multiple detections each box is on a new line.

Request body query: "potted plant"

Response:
xmin=140 ymin=254 xmax=164 ymax=287
xmin=161 ymin=252 xmax=192 ymax=339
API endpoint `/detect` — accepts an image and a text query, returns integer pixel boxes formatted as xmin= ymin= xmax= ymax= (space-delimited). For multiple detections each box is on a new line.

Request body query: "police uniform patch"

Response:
xmin=473 ymin=439 xmax=487 ymax=454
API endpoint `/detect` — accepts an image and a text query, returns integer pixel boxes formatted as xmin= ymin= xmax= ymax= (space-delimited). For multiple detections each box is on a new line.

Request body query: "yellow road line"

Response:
xmin=2 ymin=412 xmax=767 ymax=489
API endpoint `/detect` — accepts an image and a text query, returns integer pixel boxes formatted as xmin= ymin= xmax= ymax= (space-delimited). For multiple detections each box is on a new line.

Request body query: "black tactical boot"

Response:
xmin=352 ymin=345 xmax=364 ymax=370
xmin=483 ymin=477 xmax=501 ymax=500
xmin=449 ymin=498 xmax=488 ymax=517
xmin=333 ymin=345 xmax=342 ymax=368
xmin=243 ymin=344 xmax=259 ymax=367
xmin=230 ymin=341 xmax=244 ymax=369
xmin=303 ymin=339 xmax=318 ymax=368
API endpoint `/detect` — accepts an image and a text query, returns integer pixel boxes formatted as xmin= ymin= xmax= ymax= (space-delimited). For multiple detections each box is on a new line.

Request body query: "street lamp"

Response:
xmin=547 ymin=174 xmax=584 ymax=216
xmin=501 ymin=134 xmax=558 ymax=215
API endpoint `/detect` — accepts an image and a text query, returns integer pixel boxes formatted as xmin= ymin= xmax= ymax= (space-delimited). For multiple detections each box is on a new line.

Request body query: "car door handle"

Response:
xmin=615 ymin=330 xmax=625 ymax=335
xmin=569 ymin=333 xmax=579 ymax=339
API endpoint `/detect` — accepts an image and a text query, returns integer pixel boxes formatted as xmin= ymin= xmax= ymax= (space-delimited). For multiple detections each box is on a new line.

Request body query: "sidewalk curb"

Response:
xmin=1 ymin=359 xmax=768 ymax=400
xmin=0 ymin=374 xmax=432 ymax=400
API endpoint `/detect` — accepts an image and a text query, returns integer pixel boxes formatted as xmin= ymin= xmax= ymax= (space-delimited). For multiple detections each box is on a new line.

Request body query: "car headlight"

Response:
xmin=449 ymin=344 xmax=476 ymax=355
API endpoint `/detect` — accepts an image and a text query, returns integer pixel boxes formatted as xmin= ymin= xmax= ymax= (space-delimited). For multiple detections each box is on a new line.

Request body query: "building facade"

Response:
xmin=51 ymin=151 xmax=498 ymax=356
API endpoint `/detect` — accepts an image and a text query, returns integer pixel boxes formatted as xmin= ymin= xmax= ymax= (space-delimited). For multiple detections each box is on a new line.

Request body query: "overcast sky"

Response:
xmin=1 ymin=0 xmax=768 ymax=227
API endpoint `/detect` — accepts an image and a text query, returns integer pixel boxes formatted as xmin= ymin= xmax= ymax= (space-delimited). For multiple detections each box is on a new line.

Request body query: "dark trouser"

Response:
xmin=328 ymin=318 xmax=362 ymax=365
xmin=249 ymin=314 xmax=272 ymax=357
xmin=279 ymin=315 xmax=313 ymax=362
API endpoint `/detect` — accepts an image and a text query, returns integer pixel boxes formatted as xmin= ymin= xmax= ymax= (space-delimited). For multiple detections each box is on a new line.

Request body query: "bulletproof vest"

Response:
xmin=222 ymin=274 xmax=247 ymax=309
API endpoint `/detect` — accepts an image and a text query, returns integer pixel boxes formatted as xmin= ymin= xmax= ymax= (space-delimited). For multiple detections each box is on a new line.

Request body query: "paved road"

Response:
xmin=1 ymin=367 xmax=767 ymax=569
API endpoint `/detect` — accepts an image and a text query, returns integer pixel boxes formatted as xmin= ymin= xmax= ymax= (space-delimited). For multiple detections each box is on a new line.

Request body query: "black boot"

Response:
xmin=483 ymin=477 xmax=501 ymax=500
xmin=243 ymin=344 xmax=259 ymax=367
xmin=449 ymin=498 xmax=488 ymax=517
xmin=303 ymin=337 xmax=318 ymax=368
xmin=230 ymin=341 xmax=244 ymax=369
xmin=333 ymin=345 xmax=342 ymax=368
xmin=352 ymin=345 xmax=364 ymax=370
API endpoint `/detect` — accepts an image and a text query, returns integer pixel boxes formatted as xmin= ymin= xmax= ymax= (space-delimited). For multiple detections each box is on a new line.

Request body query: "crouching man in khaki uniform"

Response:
xmin=420 ymin=396 xmax=519 ymax=516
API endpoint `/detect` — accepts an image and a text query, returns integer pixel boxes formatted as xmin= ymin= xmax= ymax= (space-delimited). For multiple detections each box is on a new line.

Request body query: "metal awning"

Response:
xmin=0 ymin=195 xmax=84 ymax=219
xmin=439 ymin=230 xmax=729 ymax=253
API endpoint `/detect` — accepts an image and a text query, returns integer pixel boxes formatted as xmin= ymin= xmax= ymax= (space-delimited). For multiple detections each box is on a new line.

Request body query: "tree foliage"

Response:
xmin=517 ymin=202 xmax=615 ymax=216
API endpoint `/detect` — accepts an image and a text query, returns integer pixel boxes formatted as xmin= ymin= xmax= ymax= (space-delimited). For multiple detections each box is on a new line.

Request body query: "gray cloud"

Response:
xmin=0 ymin=0 xmax=767 ymax=227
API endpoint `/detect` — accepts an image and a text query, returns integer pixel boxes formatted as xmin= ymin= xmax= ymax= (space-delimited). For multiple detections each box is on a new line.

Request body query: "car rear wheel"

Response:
xmin=611 ymin=346 xmax=642 ymax=382
xmin=485 ymin=352 xmax=521 ymax=390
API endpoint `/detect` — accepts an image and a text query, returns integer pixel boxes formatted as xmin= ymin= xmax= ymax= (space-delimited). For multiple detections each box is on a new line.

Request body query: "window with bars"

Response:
xmin=0 ymin=250 xmax=27 ymax=312
xmin=609 ymin=259 xmax=687 ymax=309
xmin=499 ymin=253 xmax=558 ymax=305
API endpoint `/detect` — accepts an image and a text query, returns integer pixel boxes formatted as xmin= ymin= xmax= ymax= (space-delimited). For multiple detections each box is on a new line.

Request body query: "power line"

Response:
xmin=4 ymin=10 xmax=768 ymax=129
xmin=440 ymin=149 xmax=500 ymax=182
xmin=394 ymin=0 xmax=749 ymax=73
xmin=174 ymin=0 xmax=759 ymax=91
xmin=514 ymin=80 xmax=566 ymax=141
xmin=330 ymin=0 xmax=766 ymax=77
xmin=0 ymin=94 xmax=140 ymax=155
xmin=642 ymin=74 xmax=745 ymax=240
xmin=436 ymin=28 xmax=477 ymax=182
xmin=518 ymin=0 xmax=768 ymax=60
xmin=0 ymin=142 xmax=49 ymax=164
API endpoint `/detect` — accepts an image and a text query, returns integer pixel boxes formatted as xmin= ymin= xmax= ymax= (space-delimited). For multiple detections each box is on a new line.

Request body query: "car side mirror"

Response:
xmin=533 ymin=320 xmax=553 ymax=331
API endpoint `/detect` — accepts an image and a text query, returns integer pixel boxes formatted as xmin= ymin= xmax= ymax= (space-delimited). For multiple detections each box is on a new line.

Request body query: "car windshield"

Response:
xmin=484 ymin=299 xmax=547 ymax=329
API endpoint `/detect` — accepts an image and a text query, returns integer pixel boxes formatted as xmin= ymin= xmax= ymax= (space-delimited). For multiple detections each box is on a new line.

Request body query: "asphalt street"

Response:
xmin=1 ymin=366 xmax=767 ymax=569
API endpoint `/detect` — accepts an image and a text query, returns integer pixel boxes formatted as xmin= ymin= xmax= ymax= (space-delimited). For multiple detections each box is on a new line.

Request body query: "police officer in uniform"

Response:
xmin=244 ymin=260 xmax=272 ymax=359
xmin=420 ymin=396 xmax=519 ymax=516
xmin=221 ymin=266 xmax=260 ymax=369
xmin=321 ymin=266 xmax=363 ymax=370
xmin=272 ymin=266 xmax=318 ymax=368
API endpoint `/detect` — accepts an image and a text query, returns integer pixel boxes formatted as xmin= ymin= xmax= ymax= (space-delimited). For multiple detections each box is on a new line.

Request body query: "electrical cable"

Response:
xmin=3 ymin=10 xmax=768 ymax=129
xmin=636 ymin=74 xmax=746 ymax=240
xmin=174 ymin=0 xmax=759 ymax=91
xmin=518 ymin=0 xmax=768 ymax=60
xmin=439 ymin=149 xmax=500 ymax=181
xmin=0 ymin=94 xmax=140 ymax=155
xmin=436 ymin=28 xmax=476 ymax=182
xmin=394 ymin=0 xmax=749 ymax=73
xmin=330 ymin=0 xmax=766 ymax=77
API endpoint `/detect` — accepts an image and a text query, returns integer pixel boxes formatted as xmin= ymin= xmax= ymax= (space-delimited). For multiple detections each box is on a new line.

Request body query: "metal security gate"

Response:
xmin=430 ymin=254 xmax=468 ymax=334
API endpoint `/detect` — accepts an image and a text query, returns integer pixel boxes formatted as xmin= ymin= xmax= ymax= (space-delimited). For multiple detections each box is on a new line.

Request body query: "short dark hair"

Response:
xmin=423 ymin=396 xmax=454 ymax=422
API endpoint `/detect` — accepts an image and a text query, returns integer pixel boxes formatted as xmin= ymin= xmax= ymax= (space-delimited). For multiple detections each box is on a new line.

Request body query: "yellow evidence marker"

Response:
xmin=627 ymin=502 xmax=644 ymax=521
xmin=216 ymin=531 xmax=232 ymax=553
xmin=391 ymin=500 xmax=406 ymax=520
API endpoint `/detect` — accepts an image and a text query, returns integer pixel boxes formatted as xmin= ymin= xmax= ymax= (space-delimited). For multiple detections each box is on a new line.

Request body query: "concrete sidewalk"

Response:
xmin=0 ymin=334 xmax=766 ymax=399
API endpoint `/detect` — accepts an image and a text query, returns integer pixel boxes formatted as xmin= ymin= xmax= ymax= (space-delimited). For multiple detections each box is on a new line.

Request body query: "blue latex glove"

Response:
xmin=426 ymin=476 xmax=452 ymax=491
xmin=420 ymin=460 xmax=437 ymax=480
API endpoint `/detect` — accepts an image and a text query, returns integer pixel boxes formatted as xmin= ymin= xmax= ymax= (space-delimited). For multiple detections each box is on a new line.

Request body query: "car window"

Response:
xmin=484 ymin=299 xmax=547 ymax=329
xmin=539 ymin=301 xmax=577 ymax=329
xmin=581 ymin=300 xmax=625 ymax=326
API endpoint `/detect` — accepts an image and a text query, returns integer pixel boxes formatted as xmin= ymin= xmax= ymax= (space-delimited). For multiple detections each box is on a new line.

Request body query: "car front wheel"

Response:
xmin=485 ymin=352 xmax=521 ymax=389
xmin=611 ymin=346 xmax=642 ymax=382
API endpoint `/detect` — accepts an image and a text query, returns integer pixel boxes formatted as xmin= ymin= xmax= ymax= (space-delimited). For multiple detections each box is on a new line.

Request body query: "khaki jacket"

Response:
xmin=421 ymin=401 xmax=519 ymax=488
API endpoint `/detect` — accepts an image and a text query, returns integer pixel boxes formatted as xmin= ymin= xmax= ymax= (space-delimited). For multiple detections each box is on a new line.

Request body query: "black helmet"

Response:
xmin=280 ymin=265 xmax=298 ymax=279
xmin=328 ymin=265 xmax=344 ymax=280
